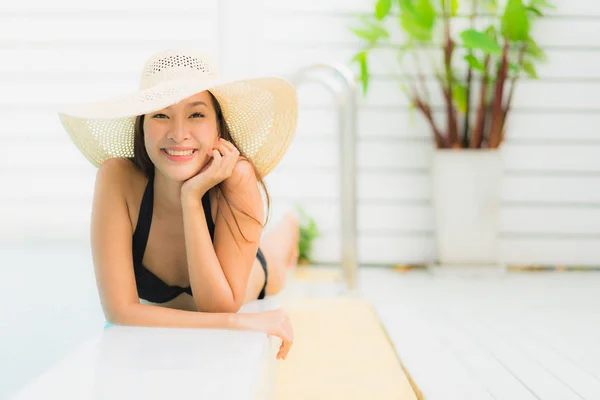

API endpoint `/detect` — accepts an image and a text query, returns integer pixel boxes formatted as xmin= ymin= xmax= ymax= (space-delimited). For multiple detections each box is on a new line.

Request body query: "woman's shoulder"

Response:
xmin=96 ymin=157 xmax=144 ymax=192
xmin=95 ymin=158 xmax=146 ymax=228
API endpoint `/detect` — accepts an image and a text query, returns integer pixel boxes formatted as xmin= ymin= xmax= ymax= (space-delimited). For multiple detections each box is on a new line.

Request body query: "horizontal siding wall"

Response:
xmin=0 ymin=1 xmax=222 ymax=243
xmin=259 ymin=0 xmax=600 ymax=266
xmin=1 ymin=0 xmax=599 ymax=267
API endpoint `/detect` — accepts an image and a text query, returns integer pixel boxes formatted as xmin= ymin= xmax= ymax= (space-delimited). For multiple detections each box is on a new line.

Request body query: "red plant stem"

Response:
xmin=462 ymin=68 xmax=473 ymax=147
xmin=414 ymin=97 xmax=447 ymax=148
xmin=488 ymin=42 xmax=510 ymax=148
xmin=483 ymin=97 xmax=493 ymax=145
xmin=412 ymin=51 xmax=430 ymax=102
xmin=471 ymin=55 xmax=491 ymax=148
xmin=441 ymin=4 xmax=458 ymax=147
xmin=443 ymin=86 xmax=459 ymax=147
xmin=462 ymin=0 xmax=478 ymax=148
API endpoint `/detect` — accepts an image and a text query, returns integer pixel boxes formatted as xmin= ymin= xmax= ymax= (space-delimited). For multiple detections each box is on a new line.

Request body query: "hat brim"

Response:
xmin=58 ymin=75 xmax=298 ymax=177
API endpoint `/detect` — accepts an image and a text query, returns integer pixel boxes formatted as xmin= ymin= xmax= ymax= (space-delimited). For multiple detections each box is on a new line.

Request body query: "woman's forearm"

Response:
xmin=110 ymin=302 xmax=239 ymax=329
xmin=181 ymin=197 xmax=236 ymax=312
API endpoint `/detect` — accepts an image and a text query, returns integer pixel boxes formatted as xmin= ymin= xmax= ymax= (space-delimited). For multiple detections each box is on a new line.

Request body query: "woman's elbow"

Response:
xmin=104 ymin=303 xmax=136 ymax=325
xmin=105 ymin=310 xmax=126 ymax=325
xmin=104 ymin=309 xmax=123 ymax=325
xmin=196 ymin=299 xmax=242 ymax=314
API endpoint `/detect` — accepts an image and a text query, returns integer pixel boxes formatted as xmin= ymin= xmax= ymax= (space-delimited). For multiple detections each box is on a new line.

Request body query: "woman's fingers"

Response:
xmin=216 ymin=139 xmax=232 ymax=155
xmin=209 ymin=149 xmax=222 ymax=170
xmin=214 ymin=140 xmax=239 ymax=178
xmin=281 ymin=315 xmax=294 ymax=360
xmin=278 ymin=339 xmax=292 ymax=360
xmin=218 ymin=139 xmax=240 ymax=161
xmin=219 ymin=138 xmax=238 ymax=153
xmin=276 ymin=327 xmax=293 ymax=360
xmin=214 ymin=141 xmax=236 ymax=162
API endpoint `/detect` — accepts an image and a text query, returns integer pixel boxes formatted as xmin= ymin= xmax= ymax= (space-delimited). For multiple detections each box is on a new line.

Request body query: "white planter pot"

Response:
xmin=431 ymin=149 xmax=503 ymax=266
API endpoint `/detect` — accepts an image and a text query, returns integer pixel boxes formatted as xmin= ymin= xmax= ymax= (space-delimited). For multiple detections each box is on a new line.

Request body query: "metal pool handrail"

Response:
xmin=289 ymin=63 xmax=358 ymax=291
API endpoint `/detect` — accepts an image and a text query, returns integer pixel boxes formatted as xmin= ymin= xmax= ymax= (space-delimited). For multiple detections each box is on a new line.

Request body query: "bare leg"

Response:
xmin=241 ymin=211 xmax=300 ymax=304
xmin=259 ymin=211 xmax=300 ymax=296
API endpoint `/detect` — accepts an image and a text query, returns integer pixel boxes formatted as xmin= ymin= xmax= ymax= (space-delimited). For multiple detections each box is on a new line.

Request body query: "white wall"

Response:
xmin=259 ymin=0 xmax=600 ymax=267
xmin=1 ymin=0 xmax=599 ymax=267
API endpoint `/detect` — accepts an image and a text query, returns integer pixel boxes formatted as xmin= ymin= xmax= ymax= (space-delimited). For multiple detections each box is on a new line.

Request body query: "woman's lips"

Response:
xmin=162 ymin=149 xmax=198 ymax=162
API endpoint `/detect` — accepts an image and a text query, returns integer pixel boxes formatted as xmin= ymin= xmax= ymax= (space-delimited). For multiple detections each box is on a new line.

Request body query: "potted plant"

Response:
xmin=349 ymin=0 xmax=553 ymax=267
xmin=295 ymin=206 xmax=321 ymax=265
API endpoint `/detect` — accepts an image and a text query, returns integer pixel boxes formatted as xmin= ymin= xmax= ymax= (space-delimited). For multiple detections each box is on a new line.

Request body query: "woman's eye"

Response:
xmin=152 ymin=113 xmax=203 ymax=119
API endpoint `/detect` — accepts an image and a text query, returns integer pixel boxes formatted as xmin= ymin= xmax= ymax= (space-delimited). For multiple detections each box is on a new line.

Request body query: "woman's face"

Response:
xmin=143 ymin=91 xmax=219 ymax=182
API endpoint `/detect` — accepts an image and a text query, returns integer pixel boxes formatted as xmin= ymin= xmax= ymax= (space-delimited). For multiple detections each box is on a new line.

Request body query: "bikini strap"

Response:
xmin=132 ymin=171 xmax=154 ymax=267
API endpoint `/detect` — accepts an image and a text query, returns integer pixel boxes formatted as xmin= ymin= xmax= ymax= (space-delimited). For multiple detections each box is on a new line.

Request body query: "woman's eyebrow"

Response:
xmin=188 ymin=101 xmax=208 ymax=107
xmin=164 ymin=101 xmax=208 ymax=110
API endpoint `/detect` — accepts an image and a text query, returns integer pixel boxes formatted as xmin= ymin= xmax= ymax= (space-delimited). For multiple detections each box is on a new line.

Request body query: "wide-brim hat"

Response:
xmin=57 ymin=48 xmax=298 ymax=178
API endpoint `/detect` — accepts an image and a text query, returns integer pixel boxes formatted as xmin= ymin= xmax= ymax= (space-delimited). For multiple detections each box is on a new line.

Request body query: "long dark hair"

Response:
xmin=127 ymin=91 xmax=271 ymax=245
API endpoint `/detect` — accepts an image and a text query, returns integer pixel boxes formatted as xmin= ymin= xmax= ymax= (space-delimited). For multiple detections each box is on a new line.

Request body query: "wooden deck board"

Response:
xmin=273 ymin=298 xmax=418 ymax=400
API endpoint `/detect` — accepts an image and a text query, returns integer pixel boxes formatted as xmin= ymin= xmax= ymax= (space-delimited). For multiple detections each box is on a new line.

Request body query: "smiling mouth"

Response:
xmin=161 ymin=149 xmax=199 ymax=162
xmin=162 ymin=149 xmax=197 ymax=156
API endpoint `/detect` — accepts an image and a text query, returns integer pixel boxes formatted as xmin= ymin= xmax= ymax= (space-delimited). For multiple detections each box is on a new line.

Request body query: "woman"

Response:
xmin=58 ymin=48 xmax=299 ymax=360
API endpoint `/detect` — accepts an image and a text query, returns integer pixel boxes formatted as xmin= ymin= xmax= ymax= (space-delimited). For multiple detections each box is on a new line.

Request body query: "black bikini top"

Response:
xmin=131 ymin=171 xmax=215 ymax=303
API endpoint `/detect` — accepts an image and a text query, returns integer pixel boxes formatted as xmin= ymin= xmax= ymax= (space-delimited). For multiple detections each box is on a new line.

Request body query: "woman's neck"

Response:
xmin=153 ymin=170 xmax=185 ymax=217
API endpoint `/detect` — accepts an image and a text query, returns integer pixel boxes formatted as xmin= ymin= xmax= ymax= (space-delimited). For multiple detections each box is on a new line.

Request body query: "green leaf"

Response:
xmin=493 ymin=58 xmax=514 ymax=75
xmin=350 ymin=16 xmax=389 ymax=44
xmin=526 ymin=6 xmax=543 ymax=16
xmin=525 ymin=37 xmax=546 ymax=61
xmin=306 ymin=220 xmax=318 ymax=238
xmin=451 ymin=0 xmax=459 ymax=16
xmin=352 ymin=50 xmax=370 ymax=95
xmin=531 ymin=0 xmax=556 ymax=9
xmin=398 ymin=80 xmax=410 ymax=97
xmin=295 ymin=205 xmax=320 ymax=262
xmin=375 ymin=0 xmax=393 ymax=20
xmin=501 ymin=0 xmax=530 ymax=41
xmin=452 ymin=83 xmax=468 ymax=113
xmin=485 ymin=24 xmax=497 ymax=40
xmin=397 ymin=0 xmax=436 ymax=42
xmin=397 ymin=0 xmax=422 ymax=20
xmin=522 ymin=60 xmax=538 ymax=78
xmin=464 ymin=53 xmax=486 ymax=72
xmin=415 ymin=0 xmax=436 ymax=28
xmin=483 ymin=25 xmax=498 ymax=54
xmin=400 ymin=15 xmax=434 ymax=41
xmin=350 ymin=28 xmax=377 ymax=42
xmin=481 ymin=0 xmax=498 ymax=12
xmin=460 ymin=29 xmax=502 ymax=54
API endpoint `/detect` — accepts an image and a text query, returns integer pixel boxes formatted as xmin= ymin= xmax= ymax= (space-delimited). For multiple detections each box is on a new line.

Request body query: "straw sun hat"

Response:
xmin=57 ymin=48 xmax=298 ymax=178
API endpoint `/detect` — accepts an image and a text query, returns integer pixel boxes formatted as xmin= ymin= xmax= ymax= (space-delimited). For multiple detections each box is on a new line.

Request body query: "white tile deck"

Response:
xmin=359 ymin=267 xmax=600 ymax=400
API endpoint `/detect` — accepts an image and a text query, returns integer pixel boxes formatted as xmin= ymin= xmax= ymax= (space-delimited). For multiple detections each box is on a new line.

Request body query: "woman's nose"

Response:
xmin=166 ymin=119 xmax=189 ymax=142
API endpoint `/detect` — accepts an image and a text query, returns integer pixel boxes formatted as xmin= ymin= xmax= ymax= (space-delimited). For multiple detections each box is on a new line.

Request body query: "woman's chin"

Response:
xmin=159 ymin=165 xmax=199 ymax=183
xmin=152 ymin=152 xmax=209 ymax=182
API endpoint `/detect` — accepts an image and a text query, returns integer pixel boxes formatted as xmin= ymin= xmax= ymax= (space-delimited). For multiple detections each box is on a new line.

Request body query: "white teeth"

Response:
xmin=165 ymin=149 xmax=195 ymax=156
